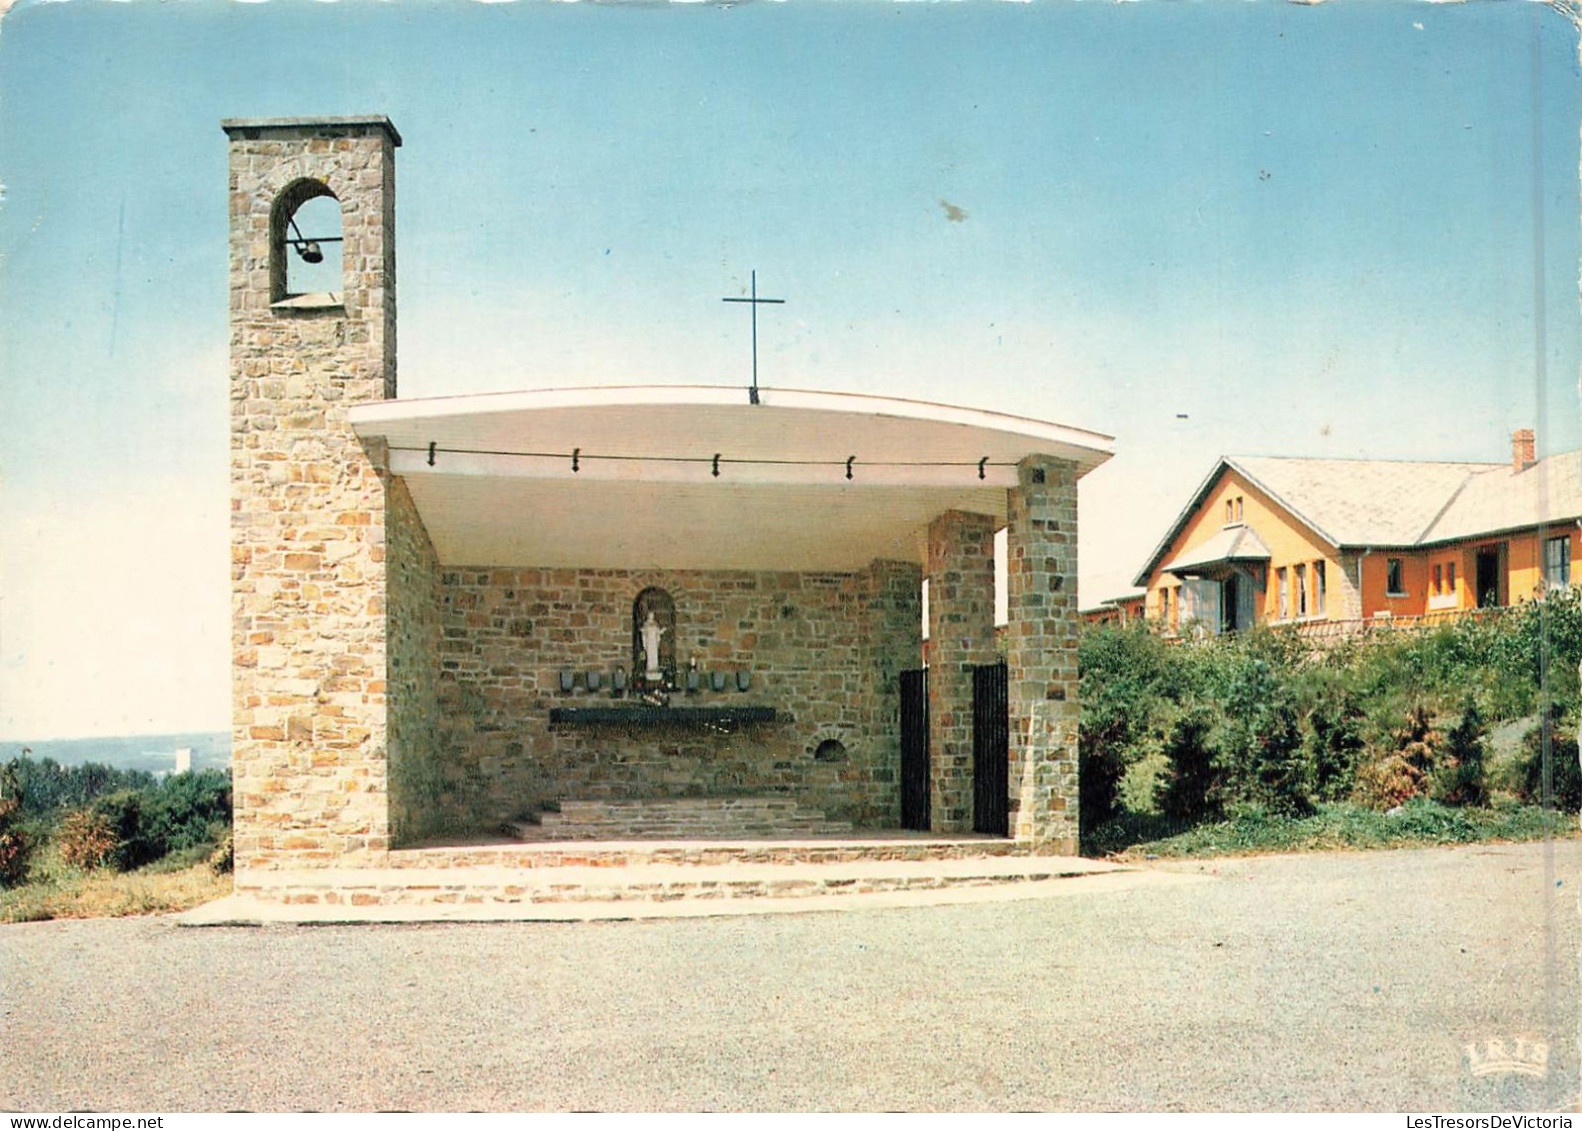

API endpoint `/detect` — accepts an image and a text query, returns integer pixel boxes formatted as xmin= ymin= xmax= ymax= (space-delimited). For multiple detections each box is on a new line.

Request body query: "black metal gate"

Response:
xmin=972 ymin=661 xmax=1009 ymax=836
xmin=899 ymin=667 xmax=930 ymax=830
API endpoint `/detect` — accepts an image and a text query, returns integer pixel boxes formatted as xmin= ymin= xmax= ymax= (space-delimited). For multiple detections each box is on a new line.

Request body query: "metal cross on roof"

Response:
xmin=722 ymin=270 xmax=785 ymax=405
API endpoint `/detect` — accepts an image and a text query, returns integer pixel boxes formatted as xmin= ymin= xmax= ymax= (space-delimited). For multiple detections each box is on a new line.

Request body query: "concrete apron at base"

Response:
xmin=183 ymin=869 xmax=1215 ymax=925
xmin=219 ymin=850 xmax=1123 ymax=913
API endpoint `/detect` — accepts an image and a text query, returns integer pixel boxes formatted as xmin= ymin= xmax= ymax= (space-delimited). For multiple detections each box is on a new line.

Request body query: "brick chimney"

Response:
xmin=1512 ymin=428 xmax=1536 ymax=471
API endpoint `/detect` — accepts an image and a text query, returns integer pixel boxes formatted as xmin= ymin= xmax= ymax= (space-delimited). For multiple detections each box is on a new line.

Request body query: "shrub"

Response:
xmin=1353 ymin=754 xmax=1425 ymax=811
xmin=1250 ymin=698 xmax=1312 ymax=816
xmin=1396 ymin=704 xmax=1441 ymax=778
xmin=1354 ymin=704 xmax=1441 ymax=811
xmin=1078 ymin=725 xmax=1128 ymax=834
xmin=1078 ymin=622 xmax=1175 ymax=831
xmin=1157 ymin=707 xmax=1222 ymax=823
xmin=143 ymin=769 xmax=231 ymax=855
xmin=1218 ymin=658 xmax=1313 ymax=816
xmin=53 ymin=771 xmax=234 ymax=875
xmin=1433 ymin=702 xmax=1490 ymax=808
xmin=88 ymin=790 xmax=157 ymax=872
xmin=1307 ymin=693 xmax=1367 ymax=802
xmin=7 ymin=757 xmax=157 ymax=820
xmin=209 ymin=832 xmax=234 ymax=876
xmin=0 ymin=764 xmax=31 ymax=888
xmin=57 ymin=808 xmax=118 ymax=871
xmin=1517 ymin=704 xmax=1582 ymax=814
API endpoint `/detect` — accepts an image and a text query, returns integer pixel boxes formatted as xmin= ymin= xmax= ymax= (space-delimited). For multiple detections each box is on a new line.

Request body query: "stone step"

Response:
xmin=512 ymin=797 xmax=856 ymax=842
xmin=390 ymin=836 xmax=1026 ymax=870
xmin=234 ymin=854 xmax=1124 ymax=909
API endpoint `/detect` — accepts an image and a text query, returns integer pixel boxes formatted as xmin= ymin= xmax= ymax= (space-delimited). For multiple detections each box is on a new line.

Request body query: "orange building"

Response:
xmin=1132 ymin=431 xmax=1582 ymax=634
xmin=1080 ymin=592 xmax=1147 ymax=626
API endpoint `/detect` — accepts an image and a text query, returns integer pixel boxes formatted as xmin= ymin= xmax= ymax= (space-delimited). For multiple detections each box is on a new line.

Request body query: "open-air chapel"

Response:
xmin=225 ymin=116 xmax=1114 ymax=905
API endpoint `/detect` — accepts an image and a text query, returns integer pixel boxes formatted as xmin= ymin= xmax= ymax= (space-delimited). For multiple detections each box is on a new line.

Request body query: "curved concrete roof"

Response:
xmin=349 ymin=385 xmax=1112 ymax=571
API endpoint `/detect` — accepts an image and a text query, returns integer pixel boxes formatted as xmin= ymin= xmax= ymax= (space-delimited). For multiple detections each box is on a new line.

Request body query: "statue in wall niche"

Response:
xmin=632 ymin=587 xmax=677 ymax=689
xmin=641 ymin=612 xmax=667 ymax=679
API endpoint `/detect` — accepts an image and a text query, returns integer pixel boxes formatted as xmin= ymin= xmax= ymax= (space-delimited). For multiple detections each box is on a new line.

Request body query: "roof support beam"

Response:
xmin=388 ymin=447 xmax=1021 ymax=488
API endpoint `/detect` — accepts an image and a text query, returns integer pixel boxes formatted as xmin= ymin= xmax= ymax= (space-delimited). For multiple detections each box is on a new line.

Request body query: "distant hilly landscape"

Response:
xmin=1 ymin=731 xmax=231 ymax=776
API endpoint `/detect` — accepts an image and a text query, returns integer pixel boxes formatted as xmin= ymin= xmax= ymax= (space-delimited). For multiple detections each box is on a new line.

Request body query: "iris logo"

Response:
xmin=1465 ymin=1036 xmax=1550 ymax=1079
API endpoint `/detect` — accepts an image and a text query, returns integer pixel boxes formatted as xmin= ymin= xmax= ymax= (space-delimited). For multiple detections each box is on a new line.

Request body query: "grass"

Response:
xmin=0 ymin=839 xmax=231 ymax=924
xmin=1091 ymin=798 xmax=1578 ymax=862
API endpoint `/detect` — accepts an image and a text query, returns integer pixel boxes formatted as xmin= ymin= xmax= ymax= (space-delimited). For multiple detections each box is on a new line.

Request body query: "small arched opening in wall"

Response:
xmin=812 ymin=737 xmax=848 ymax=763
xmin=269 ymin=179 xmax=344 ymax=306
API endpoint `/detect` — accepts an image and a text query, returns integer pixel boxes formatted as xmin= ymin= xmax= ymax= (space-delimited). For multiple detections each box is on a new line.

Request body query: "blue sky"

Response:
xmin=1 ymin=0 xmax=1578 ymax=739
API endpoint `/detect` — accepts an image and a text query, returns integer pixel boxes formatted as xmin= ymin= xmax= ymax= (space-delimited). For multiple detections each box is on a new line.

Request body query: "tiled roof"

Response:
xmin=1228 ymin=456 xmax=1500 ymax=546
xmin=1420 ymin=449 xmax=1582 ymax=544
xmin=1133 ymin=449 xmax=1582 ymax=587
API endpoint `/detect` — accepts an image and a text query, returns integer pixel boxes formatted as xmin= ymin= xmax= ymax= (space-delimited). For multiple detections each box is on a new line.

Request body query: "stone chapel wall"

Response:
xmin=433 ymin=561 xmax=921 ymax=830
xmin=385 ymin=475 xmax=447 ymax=844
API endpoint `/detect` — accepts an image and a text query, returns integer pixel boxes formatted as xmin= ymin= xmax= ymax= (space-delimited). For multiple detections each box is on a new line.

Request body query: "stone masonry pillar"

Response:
xmin=861 ymin=558 xmax=924 ymax=827
xmin=1004 ymin=456 xmax=1080 ymax=853
xmin=925 ymin=511 xmax=998 ymax=833
xmin=225 ymin=116 xmax=401 ymax=869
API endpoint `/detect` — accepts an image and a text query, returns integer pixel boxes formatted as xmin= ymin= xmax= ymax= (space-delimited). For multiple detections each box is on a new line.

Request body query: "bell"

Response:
xmin=296 ymin=240 xmax=324 ymax=265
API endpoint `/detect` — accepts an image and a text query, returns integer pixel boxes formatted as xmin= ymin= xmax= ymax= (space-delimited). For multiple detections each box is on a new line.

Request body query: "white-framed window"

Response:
xmin=1295 ymin=564 xmax=1308 ymax=617
xmin=1277 ymin=567 xmax=1289 ymax=620
xmin=1314 ymin=561 xmax=1326 ymax=615
xmin=1545 ymin=535 xmax=1571 ymax=590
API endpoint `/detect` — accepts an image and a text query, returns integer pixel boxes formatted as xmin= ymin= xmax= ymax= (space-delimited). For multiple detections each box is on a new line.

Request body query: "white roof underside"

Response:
xmin=349 ymin=385 xmax=1113 ymax=571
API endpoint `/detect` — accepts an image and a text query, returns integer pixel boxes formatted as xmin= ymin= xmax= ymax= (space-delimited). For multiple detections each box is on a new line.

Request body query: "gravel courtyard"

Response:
xmin=3 ymin=840 xmax=1577 ymax=1112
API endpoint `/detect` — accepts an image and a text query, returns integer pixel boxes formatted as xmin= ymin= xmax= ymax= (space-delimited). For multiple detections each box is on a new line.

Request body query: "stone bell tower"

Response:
xmin=224 ymin=116 xmax=401 ymax=869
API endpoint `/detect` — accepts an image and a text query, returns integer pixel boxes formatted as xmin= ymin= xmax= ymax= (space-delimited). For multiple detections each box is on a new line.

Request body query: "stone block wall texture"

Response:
xmin=227 ymin=120 xmax=401 ymax=868
xmin=1335 ymin=552 xmax=1366 ymax=621
xmin=861 ymin=558 xmax=926 ymax=813
xmin=1004 ymin=457 xmax=1080 ymax=852
xmin=433 ymin=561 xmax=922 ymax=831
xmin=385 ymin=476 xmax=447 ymax=845
xmin=924 ymin=511 xmax=999 ymax=833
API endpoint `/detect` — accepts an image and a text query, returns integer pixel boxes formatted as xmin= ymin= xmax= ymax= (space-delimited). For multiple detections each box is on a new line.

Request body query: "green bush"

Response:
xmin=1433 ymin=702 xmax=1490 ymax=808
xmin=1517 ymin=704 xmax=1582 ymax=814
xmin=61 ymin=771 xmax=234 ymax=873
xmin=0 ymin=764 xmax=32 ymax=888
xmin=1080 ymin=592 xmax=1582 ymax=830
xmin=1218 ymin=657 xmax=1312 ymax=816
xmin=5 ymin=757 xmax=157 ymax=820
xmin=142 ymin=769 xmax=231 ymax=855
xmin=1251 ymin=699 xmax=1311 ymax=817
xmin=89 ymin=790 xmax=157 ymax=872
xmin=1078 ymin=621 xmax=1176 ymax=831
xmin=1157 ymin=707 xmax=1222 ymax=822
xmin=1306 ymin=691 xmax=1367 ymax=803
